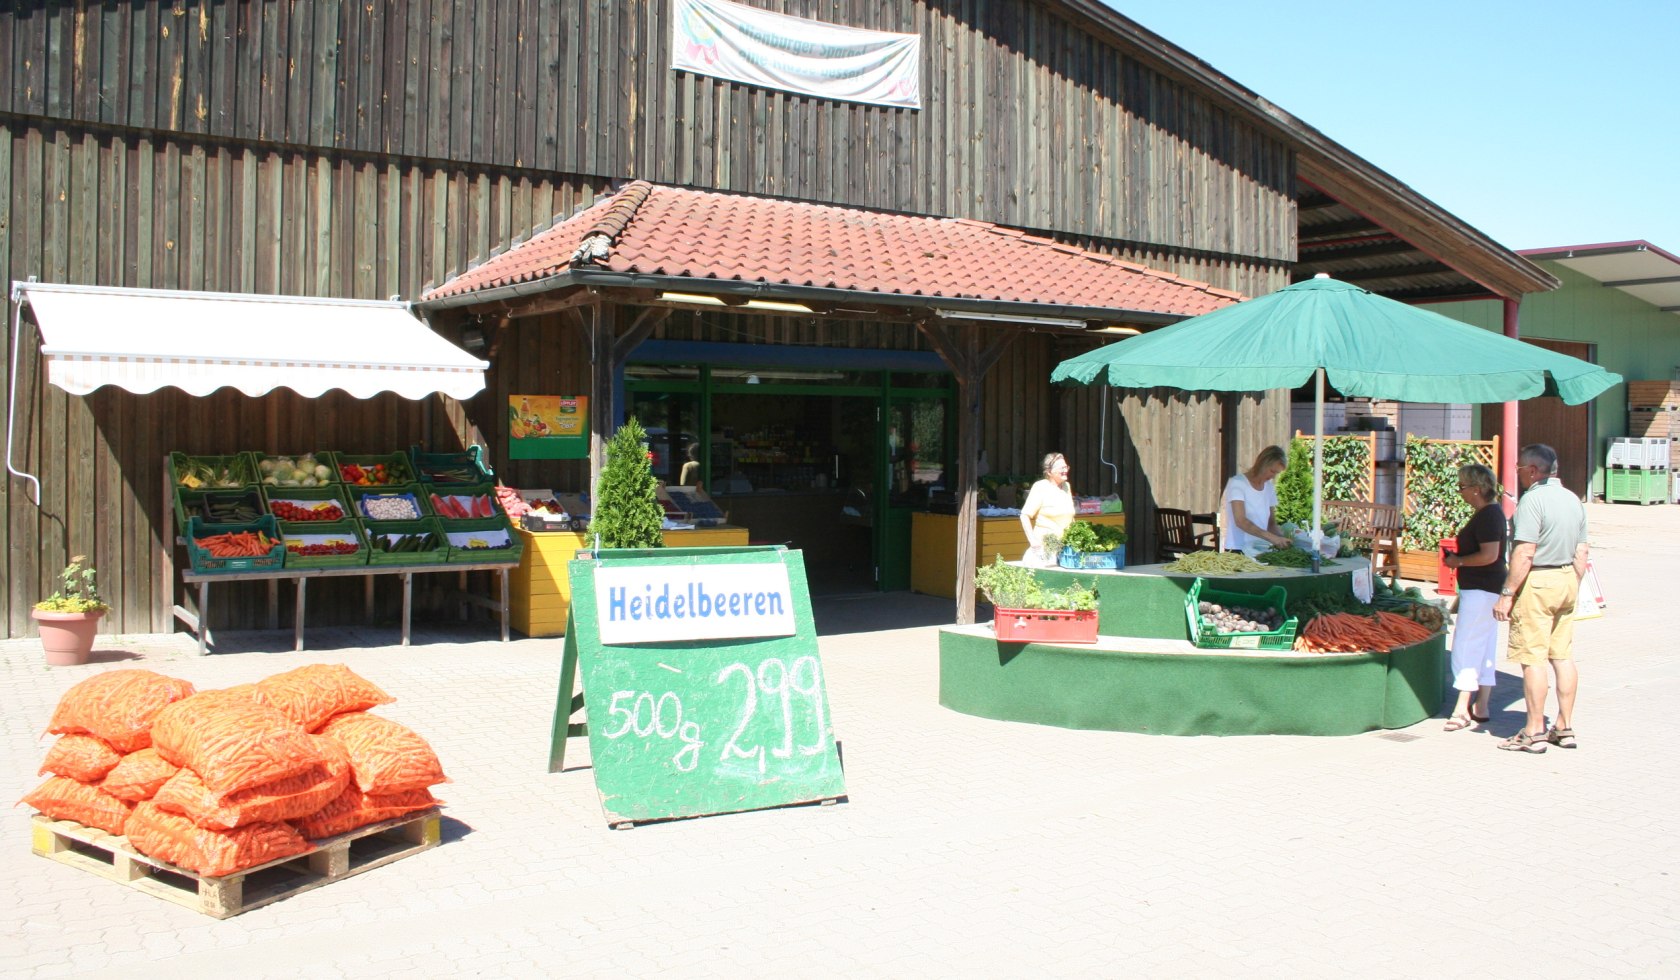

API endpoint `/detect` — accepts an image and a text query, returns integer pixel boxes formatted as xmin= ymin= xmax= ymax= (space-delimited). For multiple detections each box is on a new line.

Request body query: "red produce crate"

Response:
xmin=991 ymin=608 xmax=1099 ymax=644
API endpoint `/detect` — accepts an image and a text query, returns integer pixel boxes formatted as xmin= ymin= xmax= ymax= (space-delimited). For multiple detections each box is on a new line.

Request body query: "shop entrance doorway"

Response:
xmin=626 ymin=359 xmax=951 ymax=595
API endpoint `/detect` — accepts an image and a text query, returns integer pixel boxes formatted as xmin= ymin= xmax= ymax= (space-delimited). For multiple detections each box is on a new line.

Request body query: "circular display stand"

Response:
xmin=939 ymin=560 xmax=1447 ymax=736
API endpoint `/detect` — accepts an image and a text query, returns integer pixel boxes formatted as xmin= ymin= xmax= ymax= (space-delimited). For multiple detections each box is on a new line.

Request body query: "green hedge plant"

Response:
xmin=1400 ymin=436 xmax=1483 ymax=552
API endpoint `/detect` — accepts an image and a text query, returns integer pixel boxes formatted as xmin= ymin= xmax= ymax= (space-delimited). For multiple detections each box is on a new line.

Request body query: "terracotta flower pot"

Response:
xmin=31 ymin=608 xmax=106 ymax=666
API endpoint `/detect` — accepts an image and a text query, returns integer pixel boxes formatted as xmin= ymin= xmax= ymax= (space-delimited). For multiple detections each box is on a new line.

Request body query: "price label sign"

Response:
xmin=551 ymin=546 xmax=847 ymax=825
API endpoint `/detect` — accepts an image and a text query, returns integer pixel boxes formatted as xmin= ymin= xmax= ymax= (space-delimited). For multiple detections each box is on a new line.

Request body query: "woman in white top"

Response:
xmin=1019 ymin=451 xmax=1075 ymax=566
xmin=1221 ymin=445 xmax=1291 ymax=555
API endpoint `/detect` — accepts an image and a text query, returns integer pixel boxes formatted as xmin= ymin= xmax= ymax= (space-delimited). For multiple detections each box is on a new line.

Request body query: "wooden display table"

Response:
xmin=511 ymin=525 xmax=751 ymax=636
xmin=909 ymin=512 xmax=1127 ymax=599
xmin=174 ymin=560 xmax=518 ymax=655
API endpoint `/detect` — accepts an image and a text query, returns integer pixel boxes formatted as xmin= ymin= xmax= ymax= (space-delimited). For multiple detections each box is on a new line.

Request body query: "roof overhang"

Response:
xmin=12 ymin=282 xmax=489 ymax=399
xmin=1517 ymin=241 xmax=1680 ymax=317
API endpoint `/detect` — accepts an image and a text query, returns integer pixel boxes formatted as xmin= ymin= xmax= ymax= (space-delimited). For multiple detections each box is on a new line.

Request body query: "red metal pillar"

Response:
xmin=1501 ymin=297 xmax=1520 ymax=516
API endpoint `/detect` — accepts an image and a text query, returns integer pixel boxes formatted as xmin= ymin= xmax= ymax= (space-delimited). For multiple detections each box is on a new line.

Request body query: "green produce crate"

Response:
xmin=1186 ymin=579 xmax=1298 ymax=651
xmin=411 ymin=444 xmax=495 ymax=484
xmin=260 ymin=485 xmax=352 ymax=523
xmin=334 ymin=451 xmax=415 ymax=487
xmin=278 ymin=519 xmax=369 ymax=569
xmin=184 ymin=515 xmax=285 ymax=575
xmin=1606 ymin=467 xmax=1669 ymax=505
xmin=169 ymin=452 xmax=257 ymax=489
xmin=439 ymin=515 xmax=523 ymax=564
xmin=423 ymin=483 xmax=499 ymax=520
xmin=362 ymin=517 xmax=450 ymax=566
xmin=174 ymin=487 xmax=263 ymax=530
xmin=349 ymin=483 xmax=431 ymax=521
xmin=255 ymin=451 xmax=338 ymax=487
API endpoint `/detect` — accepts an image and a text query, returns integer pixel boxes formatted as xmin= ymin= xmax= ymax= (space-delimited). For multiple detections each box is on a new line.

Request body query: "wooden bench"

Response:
xmin=1322 ymin=500 xmax=1403 ymax=583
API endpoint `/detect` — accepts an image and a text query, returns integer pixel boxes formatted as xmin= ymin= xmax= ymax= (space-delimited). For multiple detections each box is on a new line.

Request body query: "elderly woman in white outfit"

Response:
xmin=1220 ymin=446 xmax=1292 ymax=556
xmin=1019 ymin=451 xmax=1075 ymax=566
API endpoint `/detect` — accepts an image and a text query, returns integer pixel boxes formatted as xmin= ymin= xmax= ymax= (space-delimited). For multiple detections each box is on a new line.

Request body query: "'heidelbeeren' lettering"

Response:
xmin=607 ymin=583 xmax=785 ymax=622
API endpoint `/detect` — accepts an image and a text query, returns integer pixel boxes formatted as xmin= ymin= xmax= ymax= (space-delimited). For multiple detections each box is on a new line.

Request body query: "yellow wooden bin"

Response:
xmin=510 ymin=525 xmax=751 ymax=636
xmin=909 ymin=512 xmax=1126 ymax=600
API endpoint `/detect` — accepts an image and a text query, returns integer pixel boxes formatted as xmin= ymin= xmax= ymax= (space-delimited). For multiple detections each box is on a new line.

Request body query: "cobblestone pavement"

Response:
xmin=2 ymin=502 xmax=1676 ymax=979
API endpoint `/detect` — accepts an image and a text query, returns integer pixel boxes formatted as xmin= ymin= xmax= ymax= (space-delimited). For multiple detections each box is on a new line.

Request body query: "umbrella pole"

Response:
xmin=1311 ymin=367 xmax=1324 ymax=574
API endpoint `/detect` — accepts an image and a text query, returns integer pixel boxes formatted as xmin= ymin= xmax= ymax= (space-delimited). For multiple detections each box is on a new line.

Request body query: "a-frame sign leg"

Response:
xmin=548 ymin=612 xmax=589 ymax=773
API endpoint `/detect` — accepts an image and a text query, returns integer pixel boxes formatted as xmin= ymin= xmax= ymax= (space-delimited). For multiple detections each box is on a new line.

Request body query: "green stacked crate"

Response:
xmin=1606 ymin=468 xmax=1668 ymax=505
xmin=334 ymin=452 xmax=416 ymax=487
xmin=174 ymin=487 xmax=263 ymax=530
xmin=363 ymin=517 xmax=451 ymax=566
xmin=169 ymin=452 xmax=257 ymax=490
xmin=411 ymin=445 xmax=495 ymax=484
xmin=1186 ymin=580 xmax=1299 ymax=651
xmin=278 ymin=519 xmax=369 ymax=568
xmin=260 ymin=485 xmax=352 ymax=523
xmin=254 ymin=451 xmax=338 ymax=489
xmin=422 ymin=483 xmax=499 ymax=521
xmin=185 ymin=515 xmax=285 ymax=575
xmin=439 ymin=515 xmax=523 ymax=564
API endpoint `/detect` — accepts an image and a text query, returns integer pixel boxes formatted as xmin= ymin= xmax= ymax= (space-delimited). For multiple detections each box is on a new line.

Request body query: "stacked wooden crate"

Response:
xmin=1627 ymin=380 xmax=1679 ymax=471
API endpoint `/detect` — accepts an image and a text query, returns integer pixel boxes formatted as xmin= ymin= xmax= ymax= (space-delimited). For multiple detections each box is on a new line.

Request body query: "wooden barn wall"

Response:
xmin=0 ymin=0 xmax=1295 ymax=290
xmin=0 ymin=120 xmax=610 ymax=636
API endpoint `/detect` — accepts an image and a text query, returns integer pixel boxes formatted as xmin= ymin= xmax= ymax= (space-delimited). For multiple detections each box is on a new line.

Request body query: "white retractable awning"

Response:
xmin=12 ymin=282 xmax=488 ymax=400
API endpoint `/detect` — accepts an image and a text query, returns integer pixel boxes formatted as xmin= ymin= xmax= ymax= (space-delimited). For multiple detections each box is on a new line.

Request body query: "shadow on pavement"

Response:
xmin=811 ymin=591 xmax=955 ymax=636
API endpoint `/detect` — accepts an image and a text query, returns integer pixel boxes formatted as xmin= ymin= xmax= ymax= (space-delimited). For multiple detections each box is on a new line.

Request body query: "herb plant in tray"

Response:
xmin=974 ymin=555 xmax=1101 ymax=644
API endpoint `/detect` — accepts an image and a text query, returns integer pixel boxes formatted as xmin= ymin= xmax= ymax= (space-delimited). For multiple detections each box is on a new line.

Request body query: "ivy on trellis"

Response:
xmin=1275 ymin=434 xmax=1374 ymax=527
xmin=1400 ymin=435 xmax=1498 ymax=552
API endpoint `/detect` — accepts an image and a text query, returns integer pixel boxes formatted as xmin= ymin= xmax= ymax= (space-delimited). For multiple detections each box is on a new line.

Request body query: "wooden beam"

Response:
xmin=612 ymin=306 xmax=670 ymax=363
xmin=588 ymin=302 xmax=616 ymax=496
xmin=917 ymin=319 xmax=1016 ymax=626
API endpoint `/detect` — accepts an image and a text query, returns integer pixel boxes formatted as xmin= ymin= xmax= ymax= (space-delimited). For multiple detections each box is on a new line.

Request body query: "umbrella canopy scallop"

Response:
xmin=1050 ymin=276 xmax=1620 ymax=406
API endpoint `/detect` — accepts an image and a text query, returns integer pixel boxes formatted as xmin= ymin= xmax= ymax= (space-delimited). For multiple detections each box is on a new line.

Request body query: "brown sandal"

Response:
xmin=1443 ymin=715 xmax=1476 ymax=732
xmin=1498 ymin=730 xmax=1547 ymax=754
xmin=1546 ymin=726 xmax=1578 ymax=749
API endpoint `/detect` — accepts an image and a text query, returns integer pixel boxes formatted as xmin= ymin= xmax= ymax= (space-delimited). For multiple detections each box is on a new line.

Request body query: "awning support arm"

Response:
xmin=6 ymin=291 xmax=41 ymax=507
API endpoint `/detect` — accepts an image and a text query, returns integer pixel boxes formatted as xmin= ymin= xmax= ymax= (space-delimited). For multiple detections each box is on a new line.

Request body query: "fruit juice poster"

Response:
xmin=509 ymin=394 xmax=589 ymax=460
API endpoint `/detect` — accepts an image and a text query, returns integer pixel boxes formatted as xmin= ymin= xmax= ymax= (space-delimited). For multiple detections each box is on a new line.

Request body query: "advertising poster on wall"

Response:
xmin=509 ymin=395 xmax=589 ymax=460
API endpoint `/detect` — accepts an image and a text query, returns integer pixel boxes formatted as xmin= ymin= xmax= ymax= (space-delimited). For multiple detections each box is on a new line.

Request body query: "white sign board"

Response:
xmin=671 ymin=0 xmax=922 ymax=109
xmin=595 ymin=563 xmax=797 ymax=644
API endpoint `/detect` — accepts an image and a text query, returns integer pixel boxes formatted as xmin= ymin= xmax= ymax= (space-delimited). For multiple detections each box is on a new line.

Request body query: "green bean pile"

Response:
xmin=1161 ymin=551 xmax=1268 ymax=575
xmin=1257 ymin=546 xmax=1315 ymax=567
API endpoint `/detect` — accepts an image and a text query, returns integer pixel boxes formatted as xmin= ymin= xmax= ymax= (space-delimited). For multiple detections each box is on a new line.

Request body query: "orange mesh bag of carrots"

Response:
xmin=151 ymin=688 xmax=326 ymax=800
xmin=152 ymin=737 xmax=351 ymax=829
xmin=47 ymin=669 xmax=197 ymax=753
xmin=1297 ymin=611 xmax=1438 ymax=654
xmin=37 ymin=734 xmax=123 ymax=782
xmin=291 ymin=786 xmax=440 ymax=839
xmin=318 ymin=712 xmax=448 ymax=795
xmin=100 ymin=748 xmax=181 ymax=802
xmin=123 ymin=801 xmax=313 ymax=877
xmin=255 ymin=663 xmax=395 ymax=732
xmin=21 ymin=776 xmax=135 ymax=835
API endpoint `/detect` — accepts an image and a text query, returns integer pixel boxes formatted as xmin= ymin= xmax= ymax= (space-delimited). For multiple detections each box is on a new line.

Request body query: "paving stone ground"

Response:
xmin=1 ymin=502 xmax=1676 ymax=979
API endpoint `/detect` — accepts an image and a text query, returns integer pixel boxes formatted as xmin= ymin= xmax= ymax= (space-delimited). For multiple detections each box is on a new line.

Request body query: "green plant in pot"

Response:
xmin=32 ymin=556 xmax=108 ymax=666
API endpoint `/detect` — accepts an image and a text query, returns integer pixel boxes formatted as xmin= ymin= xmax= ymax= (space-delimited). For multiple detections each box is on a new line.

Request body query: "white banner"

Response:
xmin=596 ymin=563 xmax=797 ymax=644
xmin=671 ymin=0 xmax=921 ymax=109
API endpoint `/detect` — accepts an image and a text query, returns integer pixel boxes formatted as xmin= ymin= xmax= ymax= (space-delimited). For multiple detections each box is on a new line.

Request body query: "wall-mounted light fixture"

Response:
xmin=1087 ymin=324 xmax=1142 ymax=337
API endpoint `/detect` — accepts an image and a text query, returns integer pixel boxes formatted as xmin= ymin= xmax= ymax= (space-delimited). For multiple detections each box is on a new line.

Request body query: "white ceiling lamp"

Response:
xmin=933 ymin=308 xmax=1088 ymax=329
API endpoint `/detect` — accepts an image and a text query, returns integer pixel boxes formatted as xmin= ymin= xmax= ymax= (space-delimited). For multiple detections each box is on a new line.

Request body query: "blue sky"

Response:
xmin=1106 ymin=0 xmax=1679 ymax=252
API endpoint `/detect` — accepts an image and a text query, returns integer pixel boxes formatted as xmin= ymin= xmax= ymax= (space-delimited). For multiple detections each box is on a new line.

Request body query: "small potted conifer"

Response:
xmin=590 ymin=417 xmax=666 ymax=549
xmin=32 ymin=556 xmax=108 ymax=666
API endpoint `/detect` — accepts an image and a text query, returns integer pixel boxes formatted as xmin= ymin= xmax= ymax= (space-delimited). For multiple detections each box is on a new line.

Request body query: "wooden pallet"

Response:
xmin=30 ymin=808 xmax=441 ymax=918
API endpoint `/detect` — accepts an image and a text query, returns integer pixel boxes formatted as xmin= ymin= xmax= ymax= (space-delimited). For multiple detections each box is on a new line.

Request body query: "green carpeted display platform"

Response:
xmin=938 ymin=626 xmax=1446 ymax=736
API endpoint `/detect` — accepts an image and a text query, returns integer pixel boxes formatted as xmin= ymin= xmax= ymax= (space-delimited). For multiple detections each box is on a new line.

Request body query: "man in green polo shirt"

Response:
xmin=1493 ymin=443 xmax=1589 ymax=754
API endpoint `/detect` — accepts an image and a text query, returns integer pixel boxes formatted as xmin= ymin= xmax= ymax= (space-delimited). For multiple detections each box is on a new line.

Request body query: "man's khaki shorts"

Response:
xmin=1507 ymin=566 xmax=1579 ymax=666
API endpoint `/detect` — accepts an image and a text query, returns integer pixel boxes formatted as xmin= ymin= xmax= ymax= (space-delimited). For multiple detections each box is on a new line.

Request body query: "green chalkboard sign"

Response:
xmin=549 ymin=545 xmax=847 ymax=825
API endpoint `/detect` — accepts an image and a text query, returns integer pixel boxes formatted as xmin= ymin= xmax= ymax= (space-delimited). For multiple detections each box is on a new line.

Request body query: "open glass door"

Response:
xmin=879 ymin=380 xmax=952 ymax=591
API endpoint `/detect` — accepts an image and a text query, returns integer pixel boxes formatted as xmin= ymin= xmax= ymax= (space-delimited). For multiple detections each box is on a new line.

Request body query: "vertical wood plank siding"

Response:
xmin=2 ymin=0 xmax=1297 ymax=635
xmin=0 ymin=122 xmax=611 ymax=636
xmin=2 ymin=0 xmax=1293 ymax=272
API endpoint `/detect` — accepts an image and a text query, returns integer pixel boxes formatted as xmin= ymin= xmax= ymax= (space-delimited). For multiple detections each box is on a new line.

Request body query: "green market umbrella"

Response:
xmin=1051 ymin=275 xmax=1622 ymax=555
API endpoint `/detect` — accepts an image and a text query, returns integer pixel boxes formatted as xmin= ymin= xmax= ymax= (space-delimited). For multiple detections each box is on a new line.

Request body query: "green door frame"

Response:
xmin=626 ymin=365 xmax=953 ymax=590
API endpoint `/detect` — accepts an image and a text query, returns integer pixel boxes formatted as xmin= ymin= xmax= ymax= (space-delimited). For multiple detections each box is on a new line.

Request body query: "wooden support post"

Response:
xmin=918 ymin=321 xmax=1016 ymax=625
xmin=1500 ymin=297 xmax=1521 ymax=518
xmin=589 ymin=303 xmax=617 ymax=496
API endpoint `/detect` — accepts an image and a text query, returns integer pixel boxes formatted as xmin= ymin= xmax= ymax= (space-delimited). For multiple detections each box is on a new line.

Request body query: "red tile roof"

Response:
xmin=421 ymin=181 xmax=1244 ymax=316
